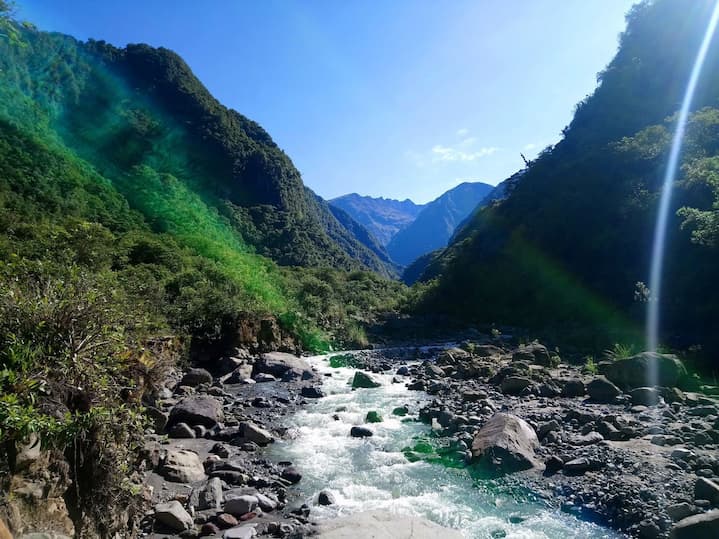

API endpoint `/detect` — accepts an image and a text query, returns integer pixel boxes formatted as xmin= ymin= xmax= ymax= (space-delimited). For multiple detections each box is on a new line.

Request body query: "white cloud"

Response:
xmin=456 ymin=128 xmax=470 ymax=137
xmin=523 ymin=143 xmax=537 ymax=151
xmin=431 ymin=144 xmax=498 ymax=162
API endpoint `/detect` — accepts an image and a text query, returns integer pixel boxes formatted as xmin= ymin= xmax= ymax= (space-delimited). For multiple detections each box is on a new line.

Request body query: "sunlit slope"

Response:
xmin=0 ymin=26 xmax=392 ymax=277
xmin=418 ymin=0 xmax=719 ymax=353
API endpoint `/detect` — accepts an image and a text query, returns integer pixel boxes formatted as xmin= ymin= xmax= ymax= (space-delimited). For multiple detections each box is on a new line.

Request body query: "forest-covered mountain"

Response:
xmin=417 ymin=0 xmax=719 ymax=357
xmin=387 ymin=181 xmax=493 ymax=266
xmin=329 ymin=193 xmax=425 ymax=246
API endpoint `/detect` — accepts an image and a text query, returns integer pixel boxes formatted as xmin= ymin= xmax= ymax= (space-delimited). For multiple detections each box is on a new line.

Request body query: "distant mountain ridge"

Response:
xmin=386 ymin=181 xmax=494 ymax=266
xmin=329 ymin=193 xmax=425 ymax=246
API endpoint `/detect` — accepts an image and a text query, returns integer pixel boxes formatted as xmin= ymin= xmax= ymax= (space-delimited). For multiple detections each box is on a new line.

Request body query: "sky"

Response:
xmin=17 ymin=0 xmax=638 ymax=204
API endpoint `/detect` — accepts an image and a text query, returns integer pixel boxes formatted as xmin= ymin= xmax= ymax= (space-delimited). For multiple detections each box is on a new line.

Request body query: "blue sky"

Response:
xmin=18 ymin=0 xmax=637 ymax=203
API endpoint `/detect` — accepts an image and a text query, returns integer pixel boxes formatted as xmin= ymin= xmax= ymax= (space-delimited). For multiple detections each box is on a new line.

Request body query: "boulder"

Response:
xmin=154 ymin=500 xmax=193 ymax=532
xmin=196 ymin=477 xmax=223 ymax=510
xmin=168 ymin=396 xmax=224 ymax=429
xmin=630 ymin=387 xmax=661 ymax=406
xmin=561 ymin=379 xmax=585 ymax=398
xmin=224 ymin=525 xmax=258 ymax=539
xmin=181 ymin=368 xmax=213 ymax=387
xmin=224 ymin=494 xmax=258 ymax=517
xmin=281 ymin=467 xmax=302 ymax=484
xmin=318 ymin=489 xmax=336 ymax=505
xmin=586 ymin=377 xmax=621 ymax=403
xmin=500 ymin=376 xmax=531 ymax=395
xmin=254 ymin=352 xmax=313 ymax=379
xmin=301 ymin=386 xmax=325 ymax=399
xmin=512 ymin=343 xmax=552 ymax=366
xmin=161 ymin=449 xmax=206 ymax=483
xmin=352 ymin=371 xmax=381 ymax=389
xmin=350 ymin=426 xmax=373 ymax=438
xmin=670 ymin=510 xmax=719 ymax=538
xmin=315 ymin=510 xmax=463 ymax=539
xmin=366 ymin=411 xmax=383 ymax=423
xmin=169 ymin=422 xmax=195 ymax=439
xmin=470 ymin=413 xmax=540 ymax=474
xmin=605 ymin=352 xmax=686 ymax=389
xmin=239 ymin=421 xmax=273 ymax=446
xmin=695 ymin=477 xmax=719 ymax=505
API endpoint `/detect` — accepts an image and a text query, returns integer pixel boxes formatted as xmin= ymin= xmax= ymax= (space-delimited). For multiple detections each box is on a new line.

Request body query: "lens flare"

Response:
xmin=646 ymin=1 xmax=719 ymax=379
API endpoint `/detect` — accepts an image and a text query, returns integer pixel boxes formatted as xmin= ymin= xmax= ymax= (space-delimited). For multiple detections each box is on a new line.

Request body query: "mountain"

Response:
xmin=416 ymin=0 xmax=719 ymax=356
xmin=0 ymin=31 xmax=392 ymax=277
xmin=386 ymin=181 xmax=494 ymax=266
xmin=329 ymin=193 xmax=425 ymax=246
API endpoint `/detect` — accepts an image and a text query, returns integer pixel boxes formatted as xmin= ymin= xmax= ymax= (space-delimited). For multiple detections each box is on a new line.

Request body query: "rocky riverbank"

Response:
xmin=133 ymin=337 xmax=719 ymax=539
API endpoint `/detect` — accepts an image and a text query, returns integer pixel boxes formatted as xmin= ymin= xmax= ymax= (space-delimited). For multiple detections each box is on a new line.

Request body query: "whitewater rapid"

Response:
xmin=268 ymin=353 xmax=621 ymax=539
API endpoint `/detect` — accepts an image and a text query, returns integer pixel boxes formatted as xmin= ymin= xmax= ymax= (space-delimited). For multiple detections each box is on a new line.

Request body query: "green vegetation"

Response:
xmin=415 ymin=0 xmax=719 ymax=364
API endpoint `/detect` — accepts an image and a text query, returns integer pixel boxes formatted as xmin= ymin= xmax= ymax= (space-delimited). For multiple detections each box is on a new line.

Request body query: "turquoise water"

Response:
xmin=269 ymin=353 xmax=622 ymax=539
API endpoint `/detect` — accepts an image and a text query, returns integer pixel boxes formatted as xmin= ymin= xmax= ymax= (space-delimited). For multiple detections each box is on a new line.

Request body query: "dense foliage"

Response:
xmin=418 ymin=0 xmax=719 ymax=362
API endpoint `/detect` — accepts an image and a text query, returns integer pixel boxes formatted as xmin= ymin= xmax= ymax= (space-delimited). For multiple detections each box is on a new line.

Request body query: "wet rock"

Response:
xmin=396 ymin=366 xmax=410 ymax=376
xmin=470 ymin=413 xmax=540 ymax=473
xmin=605 ymin=352 xmax=686 ymax=389
xmin=161 ymin=449 xmax=206 ymax=483
xmin=350 ymin=426 xmax=373 ymax=438
xmin=154 ymin=500 xmax=193 ymax=532
xmin=561 ymin=379 xmax=585 ymax=398
xmin=392 ymin=406 xmax=409 ymax=416
xmin=281 ymin=467 xmax=302 ymax=484
xmin=667 ymin=502 xmax=697 ymax=521
xmin=168 ymin=396 xmax=224 ymax=429
xmin=301 ymin=386 xmax=325 ymax=399
xmin=586 ymin=377 xmax=621 ymax=402
xmin=352 ymin=371 xmax=381 ymax=389
xmin=181 ymin=368 xmax=213 ymax=387
xmin=630 ymin=387 xmax=661 ymax=406
xmin=366 ymin=411 xmax=383 ymax=423
xmin=255 ymin=492 xmax=277 ymax=512
xmin=318 ymin=489 xmax=336 ymax=506
xmin=670 ymin=509 xmax=719 ymax=538
xmin=500 ymin=376 xmax=531 ymax=395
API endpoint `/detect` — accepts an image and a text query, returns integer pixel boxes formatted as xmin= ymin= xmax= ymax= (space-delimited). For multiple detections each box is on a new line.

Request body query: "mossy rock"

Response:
xmin=366 ymin=411 xmax=383 ymax=423
xmin=392 ymin=406 xmax=409 ymax=416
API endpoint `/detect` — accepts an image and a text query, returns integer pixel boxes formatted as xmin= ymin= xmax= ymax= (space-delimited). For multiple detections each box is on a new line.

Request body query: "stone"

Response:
xmin=366 ymin=411 xmax=383 ymax=423
xmin=217 ymin=513 xmax=239 ymax=529
xmin=161 ymin=449 xmax=206 ymax=483
xmin=315 ymin=510 xmax=463 ymax=538
xmin=470 ymin=413 xmax=540 ymax=474
xmin=586 ymin=377 xmax=621 ymax=402
xmin=396 ymin=366 xmax=410 ymax=376
xmin=573 ymin=431 xmax=604 ymax=446
xmin=154 ymin=500 xmax=193 ymax=532
xmin=201 ymin=522 xmax=221 ymax=536
xmin=462 ymin=390 xmax=488 ymax=402
xmin=667 ymin=503 xmax=697 ymax=521
xmin=318 ymin=489 xmax=336 ymax=505
xmin=223 ymin=525 xmax=257 ymax=539
xmin=392 ymin=406 xmax=409 ymax=416
xmin=630 ymin=387 xmax=661 ymax=406
xmin=605 ymin=352 xmax=686 ymax=389
xmin=350 ymin=426 xmax=373 ymax=438
xmin=670 ymin=509 xmax=719 ymax=538
xmin=198 ymin=477 xmax=223 ymax=510
xmin=145 ymin=406 xmax=169 ymax=434
xmin=168 ymin=396 xmax=224 ymax=429
xmin=281 ymin=467 xmax=302 ymax=484
xmin=352 ymin=371 xmax=381 ymax=389
xmin=14 ymin=433 xmax=42 ymax=470
xmin=695 ymin=477 xmax=719 ymax=505
xmin=255 ymin=493 xmax=277 ymax=512
xmin=181 ymin=367 xmax=213 ymax=387
xmin=255 ymin=352 xmax=313 ymax=379
xmin=512 ymin=343 xmax=553 ymax=366
xmin=538 ymin=420 xmax=560 ymax=440
xmin=563 ymin=457 xmax=597 ymax=475
xmin=500 ymin=376 xmax=531 ymax=395
xmin=301 ymin=386 xmax=325 ymax=398
xmin=169 ymin=422 xmax=196 ymax=438
xmin=240 ymin=421 xmax=273 ymax=446
xmin=253 ymin=373 xmax=276 ymax=383
xmin=545 ymin=456 xmax=564 ymax=474
xmin=224 ymin=494 xmax=259 ymax=516
xmin=561 ymin=379 xmax=585 ymax=398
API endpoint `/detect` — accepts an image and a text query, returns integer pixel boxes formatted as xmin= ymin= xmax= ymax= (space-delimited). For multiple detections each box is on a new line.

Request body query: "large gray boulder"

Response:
xmin=512 ymin=343 xmax=552 ymax=366
xmin=670 ymin=510 xmax=719 ymax=538
xmin=586 ymin=376 xmax=622 ymax=402
xmin=315 ymin=510 xmax=463 ymax=539
xmin=471 ymin=413 xmax=540 ymax=474
xmin=180 ymin=368 xmax=213 ymax=387
xmin=154 ymin=500 xmax=193 ymax=532
xmin=254 ymin=352 xmax=314 ymax=380
xmin=224 ymin=494 xmax=259 ymax=516
xmin=168 ymin=396 xmax=224 ymax=429
xmin=239 ymin=421 xmax=273 ymax=446
xmin=160 ymin=449 xmax=206 ymax=483
xmin=605 ymin=352 xmax=686 ymax=389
